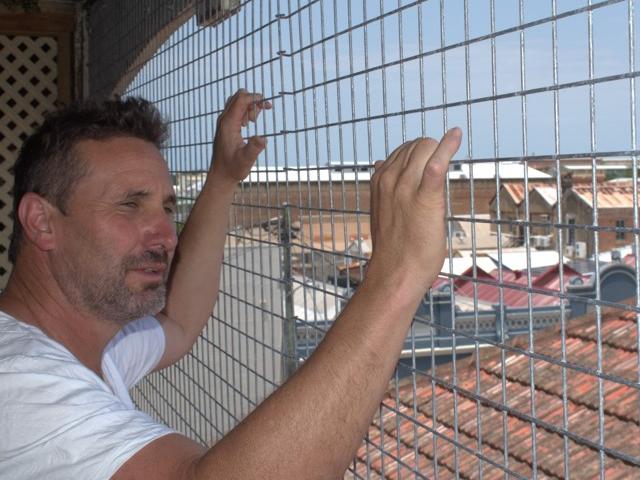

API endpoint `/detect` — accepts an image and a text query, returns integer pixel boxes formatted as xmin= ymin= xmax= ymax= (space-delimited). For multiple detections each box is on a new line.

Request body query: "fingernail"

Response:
xmin=447 ymin=127 xmax=462 ymax=137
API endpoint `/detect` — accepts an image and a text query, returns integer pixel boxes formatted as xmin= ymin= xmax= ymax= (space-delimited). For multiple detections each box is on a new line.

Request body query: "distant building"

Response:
xmin=489 ymin=174 xmax=638 ymax=259
xmin=447 ymin=214 xmax=498 ymax=255
xmin=528 ymin=185 xmax=558 ymax=239
xmin=447 ymin=162 xmax=551 ymax=216
xmin=562 ymin=180 xmax=637 ymax=258
xmin=488 ymin=183 xmax=555 ymax=243
xmin=527 ymin=155 xmax=632 ymax=180
xmin=171 ymin=162 xmax=552 ymax=230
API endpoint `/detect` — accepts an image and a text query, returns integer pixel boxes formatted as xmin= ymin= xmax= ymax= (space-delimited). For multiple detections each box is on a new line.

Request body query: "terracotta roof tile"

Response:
xmin=350 ymin=304 xmax=640 ymax=478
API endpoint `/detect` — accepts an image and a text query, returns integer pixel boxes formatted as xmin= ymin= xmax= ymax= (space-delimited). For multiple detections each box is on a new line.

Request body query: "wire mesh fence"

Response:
xmin=88 ymin=0 xmax=640 ymax=477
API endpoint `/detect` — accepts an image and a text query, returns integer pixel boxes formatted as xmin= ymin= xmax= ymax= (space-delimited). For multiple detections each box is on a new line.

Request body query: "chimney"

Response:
xmin=561 ymin=172 xmax=573 ymax=193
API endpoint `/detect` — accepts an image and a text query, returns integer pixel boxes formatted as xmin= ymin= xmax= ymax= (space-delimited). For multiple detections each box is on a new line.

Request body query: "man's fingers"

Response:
xmin=247 ymin=99 xmax=272 ymax=123
xmin=375 ymin=140 xmax=418 ymax=186
xmin=242 ymin=135 xmax=267 ymax=161
xmin=402 ymin=137 xmax=439 ymax=182
xmin=419 ymin=127 xmax=462 ymax=193
xmin=221 ymin=90 xmax=270 ymax=128
xmin=225 ymin=88 xmax=245 ymax=108
xmin=217 ymin=89 xmax=246 ymax=126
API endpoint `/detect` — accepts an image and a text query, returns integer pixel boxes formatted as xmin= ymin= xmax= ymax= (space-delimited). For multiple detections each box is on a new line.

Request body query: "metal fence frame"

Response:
xmin=88 ymin=0 xmax=640 ymax=477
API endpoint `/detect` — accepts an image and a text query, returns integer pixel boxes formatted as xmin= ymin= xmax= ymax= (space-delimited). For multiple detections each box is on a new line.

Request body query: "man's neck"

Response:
xmin=0 ymin=261 xmax=120 ymax=378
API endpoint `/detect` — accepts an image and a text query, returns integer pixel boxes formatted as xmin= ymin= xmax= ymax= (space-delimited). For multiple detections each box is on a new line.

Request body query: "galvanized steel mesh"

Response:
xmin=88 ymin=0 xmax=640 ymax=477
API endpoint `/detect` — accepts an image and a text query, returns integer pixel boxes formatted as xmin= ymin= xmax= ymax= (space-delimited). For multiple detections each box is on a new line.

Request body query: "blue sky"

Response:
xmin=125 ymin=0 xmax=638 ymax=172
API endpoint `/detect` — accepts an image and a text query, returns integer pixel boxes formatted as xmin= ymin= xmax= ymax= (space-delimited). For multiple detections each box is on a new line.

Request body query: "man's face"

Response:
xmin=50 ymin=136 xmax=178 ymax=325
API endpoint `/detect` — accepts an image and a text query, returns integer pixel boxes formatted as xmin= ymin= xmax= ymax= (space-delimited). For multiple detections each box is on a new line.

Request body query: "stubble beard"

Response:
xmin=55 ymin=249 xmax=169 ymax=326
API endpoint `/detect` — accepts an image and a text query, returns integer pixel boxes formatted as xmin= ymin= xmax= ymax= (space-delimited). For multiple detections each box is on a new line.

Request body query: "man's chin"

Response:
xmin=137 ymin=288 xmax=167 ymax=313
xmin=114 ymin=285 xmax=167 ymax=322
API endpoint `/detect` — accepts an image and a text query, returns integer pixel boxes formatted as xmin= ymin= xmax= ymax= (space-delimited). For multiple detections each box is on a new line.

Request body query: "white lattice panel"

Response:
xmin=0 ymin=35 xmax=58 ymax=286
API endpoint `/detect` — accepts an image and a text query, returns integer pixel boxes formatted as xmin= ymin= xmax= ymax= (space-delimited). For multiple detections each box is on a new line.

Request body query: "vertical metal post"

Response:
xmin=281 ymin=202 xmax=297 ymax=380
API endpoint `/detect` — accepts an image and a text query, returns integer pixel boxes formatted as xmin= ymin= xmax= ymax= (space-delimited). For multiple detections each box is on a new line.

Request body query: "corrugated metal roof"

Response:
xmin=451 ymin=263 xmax=585 ymax=308
xmin=503 ymin=183 xmax=527 ymax=204
xmin=241 ymin=162 xmax=551 ymax=185
xmin=571 ymin=183 xmax=638 ymax=209
xmin=448 ymin=162 xmax=551 ymax=181
xmin=531 ymin=185 xmax=558 ymax=207
xmin=351 ymin=305 xmax=640 ymax=478
xmin=499 ymin=182 xmax=554 ymax=206
xmin=439 ymin=257 xmax=498 ymax=277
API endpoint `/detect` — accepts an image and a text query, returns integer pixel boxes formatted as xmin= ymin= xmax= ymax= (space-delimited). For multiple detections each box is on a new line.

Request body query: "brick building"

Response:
xmin=215 ymin=162 xmax=552 ymax=229
xmin=561 ymin=181 xmax=637 ymax=258
xmin=489 ymin=183 xmax=557 ymax=244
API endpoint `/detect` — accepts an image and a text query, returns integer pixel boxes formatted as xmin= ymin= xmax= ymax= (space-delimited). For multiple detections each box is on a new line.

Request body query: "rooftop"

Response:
xmin=351 ymin=303 xmax=640 ymax=479
xmin=436 ymin=262 xmax=586 ymax=309
xmin=231 ymin=162 xmax=552 ymax=185
xmin=570 ymin=182 xmax=639 ymax=209
xmin=530 ymin=185 xmax=558 ymax=207
xmin=448 ymin=163 xmax=551 ymax=181
xmin=501 ymin=182 xmax=551 ymax=206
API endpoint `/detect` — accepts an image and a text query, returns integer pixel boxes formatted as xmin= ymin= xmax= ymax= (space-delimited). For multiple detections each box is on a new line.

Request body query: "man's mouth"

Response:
xmin=131 ymin=263 xmax=167 ymax=281
xmin=125 ymin=250 xmax=170 ymax=285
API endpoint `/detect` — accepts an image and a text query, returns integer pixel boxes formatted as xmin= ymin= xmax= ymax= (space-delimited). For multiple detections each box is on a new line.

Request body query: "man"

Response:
xmin=0 ymin=89 xmax=461 ymax=479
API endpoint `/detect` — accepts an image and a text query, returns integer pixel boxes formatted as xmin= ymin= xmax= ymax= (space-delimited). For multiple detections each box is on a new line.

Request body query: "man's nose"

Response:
xmin=144 ymin=209 xmax=178 ymax=253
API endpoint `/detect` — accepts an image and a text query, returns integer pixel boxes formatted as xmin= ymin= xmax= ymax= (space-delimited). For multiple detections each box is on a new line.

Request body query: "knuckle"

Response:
xmin=379 ymin=173 xmax=396 ymax=192
xmin=426 ymin=159 xmax=445 ymax=178
xmin=421 ymin=137 xmax=439 ymax=150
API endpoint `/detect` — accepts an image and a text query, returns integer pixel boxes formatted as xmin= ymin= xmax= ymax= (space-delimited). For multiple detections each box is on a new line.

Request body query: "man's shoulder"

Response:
xmin=0 ymin=312 xmax=69 ymax=360
xmin=0 ymin=312 xmax=93 ymax=385
xmin=0 ymin=310 xmax=175 ymax=480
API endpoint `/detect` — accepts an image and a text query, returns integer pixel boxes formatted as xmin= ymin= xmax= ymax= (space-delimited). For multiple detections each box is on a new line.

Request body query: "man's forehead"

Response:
xmin=72 ymin=137 xmax=173 ymax=196
xmin=74 ymin=136 xmax=166 ymax=165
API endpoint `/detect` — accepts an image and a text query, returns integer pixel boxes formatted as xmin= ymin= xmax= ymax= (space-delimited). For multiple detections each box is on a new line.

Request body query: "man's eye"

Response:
xmin=164 ymin=206 xmax=176 ymax=215
xmin=122 ymin=202 xmax=138 ymax=209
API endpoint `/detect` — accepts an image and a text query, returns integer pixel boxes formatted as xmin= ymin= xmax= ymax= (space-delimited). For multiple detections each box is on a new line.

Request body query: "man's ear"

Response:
xmin=17 ymin=193 xmax=58 ymax=253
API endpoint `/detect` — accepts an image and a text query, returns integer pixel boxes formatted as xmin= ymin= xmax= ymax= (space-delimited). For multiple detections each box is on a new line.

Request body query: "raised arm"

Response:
xmin=155 ymin=90 xmax=272 ymax=370
xmin=115 ymin=128 xmax=462 ymax=479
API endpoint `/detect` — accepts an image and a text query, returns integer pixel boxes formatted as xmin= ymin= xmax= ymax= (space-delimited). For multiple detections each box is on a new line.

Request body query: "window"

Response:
xmin=540 ymin=213 xmax=551 ymax=236
xmin=616 ymin=219 xmax=625 ymax=240
xmin=567 ymin=216 xmax=576 ymax=246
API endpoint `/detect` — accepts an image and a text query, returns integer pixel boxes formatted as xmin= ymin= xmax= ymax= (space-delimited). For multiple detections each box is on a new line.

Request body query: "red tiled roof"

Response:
xmin=350 ymin=303 xmax=640 ymax=478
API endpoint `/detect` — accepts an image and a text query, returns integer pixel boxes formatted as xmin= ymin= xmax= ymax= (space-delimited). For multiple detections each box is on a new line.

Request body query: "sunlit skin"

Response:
xmin=50 ymin=137 xmax=179 ymax=324
xmin=0 ymin=90 xmax=462 ymax=479
xmin=0 ymin=136 xmax=178 ymax=376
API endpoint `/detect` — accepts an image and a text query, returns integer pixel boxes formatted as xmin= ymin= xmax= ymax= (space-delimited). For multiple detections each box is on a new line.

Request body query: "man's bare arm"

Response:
xmin=155 ymin=90 xmax=271 ymax=370
xmin=114 ymin=129 xmax=462 ymax=479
